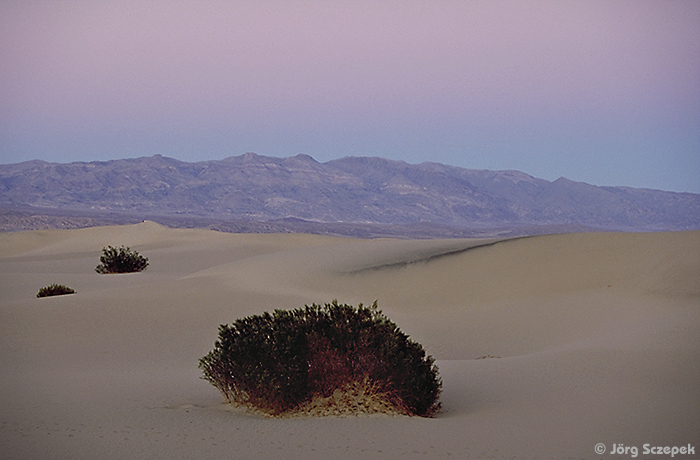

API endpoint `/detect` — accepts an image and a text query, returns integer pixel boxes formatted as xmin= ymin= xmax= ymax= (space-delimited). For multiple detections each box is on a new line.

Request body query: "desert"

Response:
xmin=1 ymin=221 xmax=698 ymax=459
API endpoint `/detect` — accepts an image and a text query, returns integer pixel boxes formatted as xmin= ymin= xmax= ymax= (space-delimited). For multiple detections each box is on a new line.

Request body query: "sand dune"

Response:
xmin=1 ymin=222 xmax=698 ymax=459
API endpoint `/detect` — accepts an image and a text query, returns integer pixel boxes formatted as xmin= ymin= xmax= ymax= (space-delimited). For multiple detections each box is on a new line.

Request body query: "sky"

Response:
xmin=1 ymin=0 xmax=698 ymax=193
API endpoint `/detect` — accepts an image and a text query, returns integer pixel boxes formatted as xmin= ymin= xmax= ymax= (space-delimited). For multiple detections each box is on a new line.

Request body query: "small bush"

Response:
xmin=199 ymin=301 xmax=442 ymax=417
xmin=95 ymin=245 xmax=149 ymax=274
xmin=37 ymin=284 xmax=75 ymax=298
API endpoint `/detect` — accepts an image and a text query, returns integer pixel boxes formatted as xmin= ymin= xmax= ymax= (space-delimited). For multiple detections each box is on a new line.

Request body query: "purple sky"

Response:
xmin=1 ymin=0 xmax=698 ymax=193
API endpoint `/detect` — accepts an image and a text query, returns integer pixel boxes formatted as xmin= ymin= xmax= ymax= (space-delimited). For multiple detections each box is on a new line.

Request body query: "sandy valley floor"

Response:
xmin=1 ymin=222 xmax=698 ymax=459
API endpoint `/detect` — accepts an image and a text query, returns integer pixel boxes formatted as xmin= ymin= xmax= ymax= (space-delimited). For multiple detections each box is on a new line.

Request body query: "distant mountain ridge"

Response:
xmin=1 ymin=153 xmax=699 ymax=232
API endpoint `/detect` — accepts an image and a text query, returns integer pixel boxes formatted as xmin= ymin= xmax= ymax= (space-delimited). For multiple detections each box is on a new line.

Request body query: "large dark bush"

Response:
xmin=36 ymin=283 xmax=75 ymax=298
xmin=95 ymin=245 xmax=149 ymax=274
xmin=199 ymin=301 xmax=442 ymax=417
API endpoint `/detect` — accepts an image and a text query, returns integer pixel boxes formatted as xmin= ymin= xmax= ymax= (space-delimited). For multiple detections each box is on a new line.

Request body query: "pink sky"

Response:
xmin=1 ymin=0 xmax=698 ymax=192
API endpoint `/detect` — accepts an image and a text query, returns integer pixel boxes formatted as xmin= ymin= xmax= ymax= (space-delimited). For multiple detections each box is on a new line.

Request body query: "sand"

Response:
xmin=1 ymin=221 xmax=698 ymax=459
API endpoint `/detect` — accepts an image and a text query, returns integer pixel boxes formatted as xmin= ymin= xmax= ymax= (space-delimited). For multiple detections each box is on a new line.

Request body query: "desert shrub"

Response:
xmin=95 ymin=245 xmax=149 ymax=274
xmin=37 ymin=284 xmax=75 ymax=298
xmin=199 ymin=301 xmax=442 ymax=417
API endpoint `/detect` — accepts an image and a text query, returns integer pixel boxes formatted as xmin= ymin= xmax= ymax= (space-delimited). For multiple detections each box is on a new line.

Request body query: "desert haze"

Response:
xmin=1 ymin=222 xmax=699 ymax=459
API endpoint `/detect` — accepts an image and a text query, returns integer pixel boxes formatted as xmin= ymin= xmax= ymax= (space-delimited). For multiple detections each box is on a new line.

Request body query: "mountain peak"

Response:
xmin=292 ymin=153 xmax=318 ymax=163
xmin=241 ymin=152 xmax=262 ymax=161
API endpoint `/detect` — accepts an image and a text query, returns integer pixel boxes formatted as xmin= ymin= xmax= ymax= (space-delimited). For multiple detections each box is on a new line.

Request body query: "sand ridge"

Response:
xmin=1 ymin=223 xmax=698 ymax=459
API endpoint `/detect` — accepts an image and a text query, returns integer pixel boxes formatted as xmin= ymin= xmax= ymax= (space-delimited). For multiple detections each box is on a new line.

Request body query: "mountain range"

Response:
xmin=1 ymin=153 xmax=699 ymax=236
